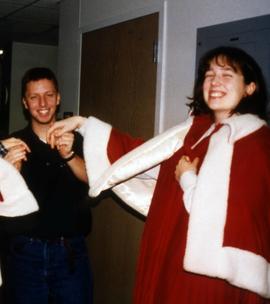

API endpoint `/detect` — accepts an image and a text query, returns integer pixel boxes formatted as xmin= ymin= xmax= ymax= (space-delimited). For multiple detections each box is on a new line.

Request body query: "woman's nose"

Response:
xmin=210 ymin=75 xmax=221 ymax=86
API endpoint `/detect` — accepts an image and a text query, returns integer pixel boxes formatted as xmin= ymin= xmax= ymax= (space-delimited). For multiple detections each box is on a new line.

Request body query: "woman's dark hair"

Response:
xmin=188 ymin=46 xmax=268 ymax=120
xmin=21 ymin=67 xmax=58 ymax=99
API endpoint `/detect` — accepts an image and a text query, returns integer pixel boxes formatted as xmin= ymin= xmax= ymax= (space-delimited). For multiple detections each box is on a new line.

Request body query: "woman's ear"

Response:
xmin=246 ymin=82 xmax=256 ymax=96
xmin=57 ymin=93 xmax=61 ymax=105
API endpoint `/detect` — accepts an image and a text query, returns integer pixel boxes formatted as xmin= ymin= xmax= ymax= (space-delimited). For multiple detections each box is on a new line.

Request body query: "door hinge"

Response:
xmin=153 ymin=40 xmax=158 ymax=64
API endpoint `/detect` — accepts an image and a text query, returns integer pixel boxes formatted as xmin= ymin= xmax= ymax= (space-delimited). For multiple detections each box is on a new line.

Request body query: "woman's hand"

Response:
xmin=4 ymin=144 xmax=29 ymax=171
xmin=175 ymin=156 xmax=199 ymax=182
xmin=47 ymin=116 xmax=87 ymax=148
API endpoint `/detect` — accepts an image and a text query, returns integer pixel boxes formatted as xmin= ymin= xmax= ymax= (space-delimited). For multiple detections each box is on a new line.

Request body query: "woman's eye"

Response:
xmin=205 ymin=73 xmax=214 ymax=79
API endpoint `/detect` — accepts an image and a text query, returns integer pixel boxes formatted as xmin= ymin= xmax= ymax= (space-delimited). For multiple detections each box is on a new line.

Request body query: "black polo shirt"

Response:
xmin=5 ymin=125 xmax=91 ymax=238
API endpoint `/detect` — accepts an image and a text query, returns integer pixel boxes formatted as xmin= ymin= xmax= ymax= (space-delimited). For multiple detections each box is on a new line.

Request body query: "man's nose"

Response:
xmin=39 ymin=95 xmax=46 ymax=106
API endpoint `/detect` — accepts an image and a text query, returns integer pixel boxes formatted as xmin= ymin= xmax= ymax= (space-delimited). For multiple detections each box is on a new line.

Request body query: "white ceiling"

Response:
xmin=0 ymin=0 xmax=60 ymax=47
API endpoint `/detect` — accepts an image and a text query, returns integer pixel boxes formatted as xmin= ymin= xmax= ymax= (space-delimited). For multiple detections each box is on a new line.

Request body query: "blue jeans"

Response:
xmin=5 ymin=235 xmax=93 ymax=304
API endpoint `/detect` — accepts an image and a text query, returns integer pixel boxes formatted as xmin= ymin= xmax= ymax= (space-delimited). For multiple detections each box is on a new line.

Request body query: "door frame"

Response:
xmin=78 ymin=0 xmax=168 ymax=134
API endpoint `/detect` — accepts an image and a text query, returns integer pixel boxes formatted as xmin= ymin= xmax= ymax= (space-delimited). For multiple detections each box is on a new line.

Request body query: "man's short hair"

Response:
xmin=21 ymin=67 xmax=58 ymax=99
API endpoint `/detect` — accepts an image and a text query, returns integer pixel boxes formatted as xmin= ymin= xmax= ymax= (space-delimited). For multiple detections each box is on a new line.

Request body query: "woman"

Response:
xmin=47 ymin=46 xmax=270 ymax=303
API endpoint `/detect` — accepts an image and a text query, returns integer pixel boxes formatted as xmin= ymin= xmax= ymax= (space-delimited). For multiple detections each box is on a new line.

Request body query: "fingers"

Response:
xmin=175 ymin=155 xmax=200 ymax=182
xmin=47 ymin=122 xmax=65 ymax=138
xmin=179 ymin=155 xmax=199 ymax=167
xmin=47 ymin=122 xmax=66 ymax=147
xmin=55 ymin=133 xmax=74 ymax=149
xmin=13 ymin=161 xmax=23 ymax=171
xmin=47 ymin=116 xmax=81 ymax=143
xmin=180 ymin=155 xmax=190 ymax=163
xmin=2 ymin=138 xmax=30 ymax=152
xmin=4 ymin=146 xmax=28 ymax=166
xmin=47 ymin=127 xmax=69 ymax=148
xmin=47 ymin=116 xmax=87 ymax=146
xmin=53 ymin=132 xmax=75 ymax=158
xmin=192 ymin=157 xmax=200 ymax=167
xmin=47 ymin=128 xmax=63 ymax=148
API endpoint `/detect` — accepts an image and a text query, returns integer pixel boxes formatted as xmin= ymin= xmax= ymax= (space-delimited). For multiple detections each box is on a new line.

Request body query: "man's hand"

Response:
xmin=47 ymin=116 xmax=87 ymax=148
xmin=54 ymin=132 xmax=75 ymax=159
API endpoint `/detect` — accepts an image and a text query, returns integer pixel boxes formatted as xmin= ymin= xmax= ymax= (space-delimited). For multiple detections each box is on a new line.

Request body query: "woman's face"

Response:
xmin=203 ymin=57 xmax=255 ymax=122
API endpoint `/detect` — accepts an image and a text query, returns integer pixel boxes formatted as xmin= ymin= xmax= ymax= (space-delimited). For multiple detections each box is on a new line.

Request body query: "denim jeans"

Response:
xmin=5 ymin=235 xmax=93 ymax=304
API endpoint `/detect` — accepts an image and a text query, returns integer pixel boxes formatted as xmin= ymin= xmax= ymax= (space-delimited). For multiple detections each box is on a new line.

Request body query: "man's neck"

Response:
xmin=31 ymin=120 xmax=55 ymax=142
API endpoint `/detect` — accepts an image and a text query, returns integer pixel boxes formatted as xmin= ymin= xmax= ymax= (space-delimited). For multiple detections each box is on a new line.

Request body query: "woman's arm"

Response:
xmin=47 ymin=116 xmax=87 ymax=148
xmin=175 ymin=155 xmax=199 ymax=212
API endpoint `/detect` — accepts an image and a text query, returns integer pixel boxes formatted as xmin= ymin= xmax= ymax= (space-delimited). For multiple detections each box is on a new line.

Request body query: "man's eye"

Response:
xmin=46 ymin=93 xmax=55 ymax=97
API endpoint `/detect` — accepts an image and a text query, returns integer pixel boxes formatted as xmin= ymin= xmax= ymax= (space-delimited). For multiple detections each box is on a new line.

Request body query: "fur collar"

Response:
xmin=82 ymin=114 xmax=269 ymax=297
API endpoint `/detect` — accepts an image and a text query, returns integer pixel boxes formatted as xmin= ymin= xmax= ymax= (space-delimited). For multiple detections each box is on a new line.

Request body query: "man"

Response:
xmin=3 ymin=67 xmax=93 ymax=304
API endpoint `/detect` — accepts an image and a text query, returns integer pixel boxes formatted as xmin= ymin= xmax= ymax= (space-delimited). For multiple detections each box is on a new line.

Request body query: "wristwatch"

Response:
xmin=0 ymin=142 xmax=8 ymax=158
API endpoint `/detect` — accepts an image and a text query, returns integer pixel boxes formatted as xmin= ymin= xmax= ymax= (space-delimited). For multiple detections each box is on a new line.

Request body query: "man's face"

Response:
xmin=23 ymin=79 xmax=60 ymax=126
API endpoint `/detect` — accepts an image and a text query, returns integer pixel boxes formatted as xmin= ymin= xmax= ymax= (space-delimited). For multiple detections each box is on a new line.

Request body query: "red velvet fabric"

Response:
xmin=107 ymin=116 xmax=270 ymax=303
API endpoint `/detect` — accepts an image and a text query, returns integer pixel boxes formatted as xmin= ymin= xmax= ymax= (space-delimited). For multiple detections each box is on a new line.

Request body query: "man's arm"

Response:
xmin=64 ymin=154 xmax=88 ymax=183
xmin=53 ymin=131 xmax=88 ymax=183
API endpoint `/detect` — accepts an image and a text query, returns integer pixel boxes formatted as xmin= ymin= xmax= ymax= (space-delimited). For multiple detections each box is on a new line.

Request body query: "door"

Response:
xmin=80 ymin=13 xmax=159 ymax=303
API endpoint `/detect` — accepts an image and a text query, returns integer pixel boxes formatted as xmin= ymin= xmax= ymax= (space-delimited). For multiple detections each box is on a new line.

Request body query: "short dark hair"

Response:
xmin=188 ymin=46 xmax=268 ymax=120
xmin=21 ymin=67 xmax=58 ymax=99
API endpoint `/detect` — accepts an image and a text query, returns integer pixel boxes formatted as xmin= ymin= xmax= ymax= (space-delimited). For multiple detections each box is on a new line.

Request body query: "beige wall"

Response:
xmin=58 ymin=0 xmax=270 ymax=130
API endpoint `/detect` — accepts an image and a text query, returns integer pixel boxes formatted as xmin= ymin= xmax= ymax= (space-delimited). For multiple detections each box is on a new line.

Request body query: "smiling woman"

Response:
xmin=47 ymin=46 xmax=270 ymax=303
xmin=188 ymin=46 xmax=268 ymax=121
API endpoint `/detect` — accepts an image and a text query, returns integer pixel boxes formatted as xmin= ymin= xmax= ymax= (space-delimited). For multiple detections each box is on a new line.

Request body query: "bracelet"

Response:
xmin=63 ymin=151 xmax=75 ymax=162
xmin=0 ymin=142 xmax=8 ymax=158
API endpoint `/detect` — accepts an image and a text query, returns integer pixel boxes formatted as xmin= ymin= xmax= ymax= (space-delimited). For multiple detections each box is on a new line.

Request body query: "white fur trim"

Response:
xmin=180 ymin=170 xmax=197 ymax=213
xmin=82 ymin=117 xmax=112 ymax=187
xmin=88 ymin=116 xmax=193 ymax=215
xmin=0 ymin=157 xmax=39 ymax=287
xmin=89 ymin=116 xmax=194 ymax=197
xmin=184 ymin=114 xmax=270 ymax=298
xmin=82 ymin=114 xmax=269 ymax=296
xmin=0 ymin=158 xmax=38 ymax=217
